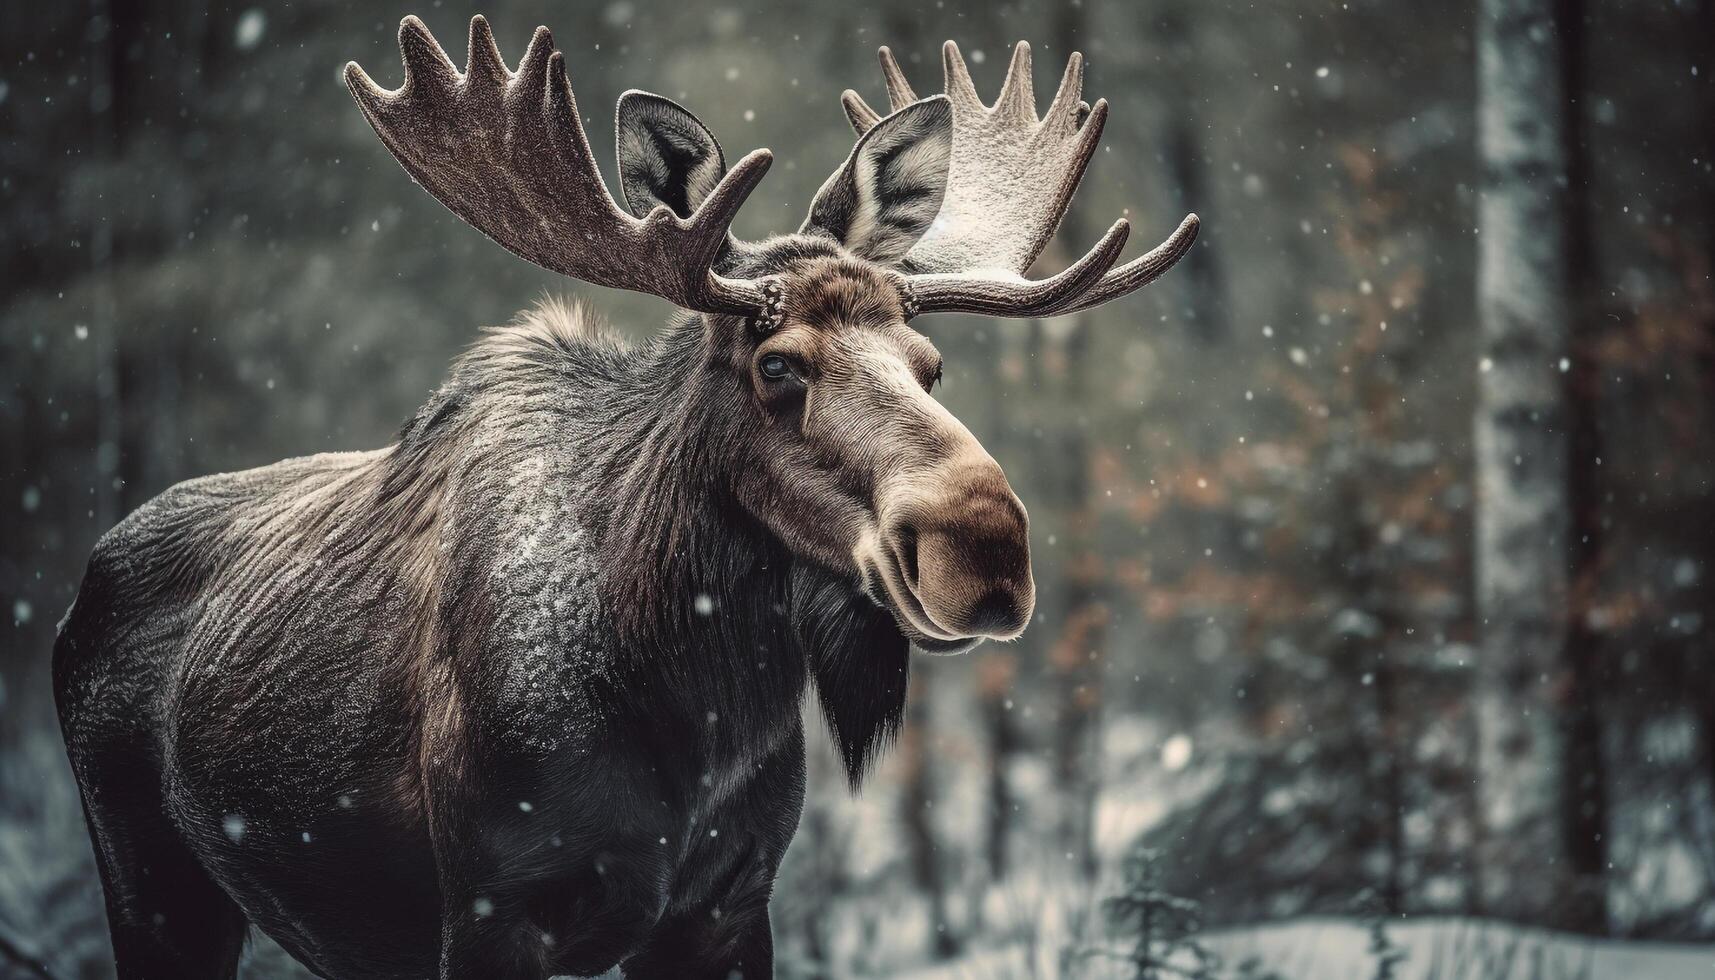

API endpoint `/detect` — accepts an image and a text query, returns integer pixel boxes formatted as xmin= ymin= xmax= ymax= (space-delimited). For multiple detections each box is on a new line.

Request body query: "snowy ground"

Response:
xmin=897 ymin=917 xmax=1715 ymax=980
xmin=8 ymin=714 xmax=1711 ymax=980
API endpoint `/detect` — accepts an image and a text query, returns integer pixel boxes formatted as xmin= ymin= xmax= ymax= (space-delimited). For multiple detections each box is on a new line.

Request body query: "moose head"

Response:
xmin=345 ymin=16 xmax=1198 ymax=658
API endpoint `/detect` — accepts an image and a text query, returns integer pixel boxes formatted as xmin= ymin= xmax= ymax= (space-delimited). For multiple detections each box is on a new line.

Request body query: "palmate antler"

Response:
xmin=845 ymin=41 xmax=1201 ymax=315
xmin=346 ymin=17 xmax=1191 ymax=324
xmin=345 ymin=15 xmax=774 ymax=317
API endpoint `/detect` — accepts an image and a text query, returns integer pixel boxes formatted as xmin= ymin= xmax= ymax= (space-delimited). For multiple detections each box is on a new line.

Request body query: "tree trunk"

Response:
xmin=1555 ymin=0 xmax=1610 ymax=934
xmin=1680 ymin=0 xmax=1715 ymax=837
xmin=1156 ymin=1 xmax=1227 ymax=345
xmin=1041 ymin=0 xmax=1105 ymax=886
xmin=88 ymin=0 xmax=125 ymax=530
xmin=978 ymin=652 xmax=1019 ymax=882
xmin=1473 ymin=0 xmax=1593 ymax=930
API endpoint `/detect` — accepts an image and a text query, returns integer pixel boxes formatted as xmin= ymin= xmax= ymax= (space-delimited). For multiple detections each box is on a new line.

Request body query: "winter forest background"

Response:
xmin=2 ymin=0 xmax=1713 ymax=977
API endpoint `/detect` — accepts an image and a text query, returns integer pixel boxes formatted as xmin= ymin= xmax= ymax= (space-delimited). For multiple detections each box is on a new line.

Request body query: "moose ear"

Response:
xmin=801 ymin=96 xmax=952 ymax=264
xmin=615 ymin=91 xmax=728 ymax=219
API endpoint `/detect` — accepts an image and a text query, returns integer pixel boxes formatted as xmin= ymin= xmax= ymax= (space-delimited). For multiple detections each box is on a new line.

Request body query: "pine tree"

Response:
xmin=1096 ymin=846 xmax=1220 ymax=980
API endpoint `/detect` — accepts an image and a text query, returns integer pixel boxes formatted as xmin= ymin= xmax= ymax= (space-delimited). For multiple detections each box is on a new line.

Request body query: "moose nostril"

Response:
xmin=964 ymin=588 xmax=1024 ymax=637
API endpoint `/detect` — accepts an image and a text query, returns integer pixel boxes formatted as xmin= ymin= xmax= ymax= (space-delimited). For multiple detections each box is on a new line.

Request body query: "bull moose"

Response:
xmin=53 ymin=14 xmax=1196 ymax=979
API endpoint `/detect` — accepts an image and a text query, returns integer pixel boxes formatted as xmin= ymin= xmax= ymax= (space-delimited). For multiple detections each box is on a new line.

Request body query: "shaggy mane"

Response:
xmin=467 ymin=295 xmax=629 ymax=366
xmin=505 ymin=294 xmax=624 ymax=347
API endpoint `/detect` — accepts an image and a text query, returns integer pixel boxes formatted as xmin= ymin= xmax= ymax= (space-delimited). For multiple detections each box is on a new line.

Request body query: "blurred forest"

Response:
xmin=2 ymin=0 xmax=1712 ymax=977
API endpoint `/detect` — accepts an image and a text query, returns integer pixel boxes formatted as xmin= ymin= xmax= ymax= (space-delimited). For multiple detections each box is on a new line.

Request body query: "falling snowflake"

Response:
xmin=234 ymin=9 xmax=266 ymax=50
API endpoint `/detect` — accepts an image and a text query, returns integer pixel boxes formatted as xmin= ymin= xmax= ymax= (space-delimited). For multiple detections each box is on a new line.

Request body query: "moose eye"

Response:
xmin=759 ymin=354 xmax=794 ymax=381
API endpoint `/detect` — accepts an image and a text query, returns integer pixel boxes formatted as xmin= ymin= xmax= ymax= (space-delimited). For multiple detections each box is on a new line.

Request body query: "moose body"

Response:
xmin=56 ymin=307 xmax=855 ymax=978
xmin=55 ymin=15 xmax=1194 ymax=979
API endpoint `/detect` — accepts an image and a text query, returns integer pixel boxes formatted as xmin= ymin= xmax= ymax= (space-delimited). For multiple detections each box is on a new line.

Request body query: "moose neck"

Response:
xmin=573 ymin=314 xmax=912 ymax=786
xmin=572 ymin=316 xmax=810 ymax=763
xmin=413 ymin=306 xmax=903 ymax=785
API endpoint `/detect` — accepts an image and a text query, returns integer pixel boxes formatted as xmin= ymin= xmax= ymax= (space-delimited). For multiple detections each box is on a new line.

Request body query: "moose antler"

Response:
xmin=904 ymin=218 xmax=1133 ymax=318
xmin=848 ymin=41 xmax=1200 ymax=314
xmin=345 ymin=15 xmax=774 ymax=317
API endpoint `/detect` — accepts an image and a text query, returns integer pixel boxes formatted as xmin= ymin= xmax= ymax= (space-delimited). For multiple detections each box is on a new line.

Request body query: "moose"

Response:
xmin=53 ymin=15 xmax=1196 ymax=980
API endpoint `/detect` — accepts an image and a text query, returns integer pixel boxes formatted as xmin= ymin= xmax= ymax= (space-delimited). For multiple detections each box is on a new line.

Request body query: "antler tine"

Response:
xmin=347 ymin=16 xmax=771 ymax=319
xmin=905 ymin=215 xmax=1200 ymax=319
xmin=941 ymin=41 xmax=985 ymax=112
xmin=992 ymin=42 xmax=1035 ymax=124
xmin=880 ymin=46 xmax=918 ymax=113
xmin=841 ymin=90 xmax=882 ymax=135
xmin=1043 ymin=49 xmax=1086 ymax=136
xmin=1060 ymin=213 xmax=1202 ymax=314
xmin=511 ymin=26 xmax=555 ymax=113
xmin=909 ymin=219 xmax=1131 ymax=318
xmin=398 ymin=15 xmax=459 ymax=92
xmin=841 ymin=46 xmax=918 ymax=137
xmin=680 ymin=149 xmax=776 ymax=311
xmin=465 ymin=14 xmax=507 ymax=84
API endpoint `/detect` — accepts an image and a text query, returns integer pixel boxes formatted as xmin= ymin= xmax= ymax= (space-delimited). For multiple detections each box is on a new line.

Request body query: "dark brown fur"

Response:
xmin=56 ymin=23 xmax=1051 ymax=976
xmin=55 ymin=245 xmax=1033 ymax=979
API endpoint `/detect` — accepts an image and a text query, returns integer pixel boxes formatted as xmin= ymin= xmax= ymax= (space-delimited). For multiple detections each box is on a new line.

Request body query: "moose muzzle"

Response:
xmin=868 ymin=458 xmax=1035 ymax=651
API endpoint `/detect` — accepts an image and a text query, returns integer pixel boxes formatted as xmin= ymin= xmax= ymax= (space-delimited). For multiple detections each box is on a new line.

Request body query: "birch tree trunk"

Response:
xmin=1473 ymin=0 xmax=1580 ymax=927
